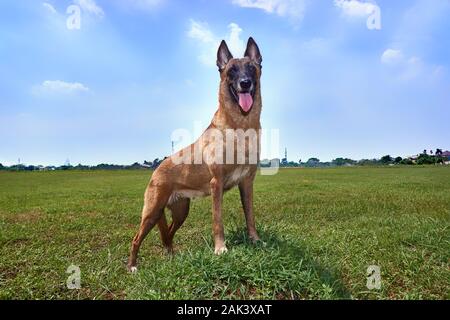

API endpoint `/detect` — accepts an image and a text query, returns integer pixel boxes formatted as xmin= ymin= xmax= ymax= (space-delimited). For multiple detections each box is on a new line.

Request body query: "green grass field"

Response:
xmin=0 ymin=167 xmax=449 ymax=300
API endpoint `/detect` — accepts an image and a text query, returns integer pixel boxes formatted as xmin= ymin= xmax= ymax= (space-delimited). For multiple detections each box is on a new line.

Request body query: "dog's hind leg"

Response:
xmin=157 ymin=213 xmax=172 ymax=253
xmin=165 ymin=198 xmax=190 ymax=252
xmin=128 ymin=184 xmax=169 ymax=272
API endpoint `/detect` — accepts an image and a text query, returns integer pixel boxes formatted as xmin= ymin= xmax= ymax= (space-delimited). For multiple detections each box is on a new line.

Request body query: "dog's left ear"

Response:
xmin=244 ymin=37 xmax=262 ymax=66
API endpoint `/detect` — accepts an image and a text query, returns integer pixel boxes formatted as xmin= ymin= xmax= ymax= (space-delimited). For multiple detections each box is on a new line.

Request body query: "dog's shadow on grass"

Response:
xmin=226 ymin=227 xmax=352 ymax=299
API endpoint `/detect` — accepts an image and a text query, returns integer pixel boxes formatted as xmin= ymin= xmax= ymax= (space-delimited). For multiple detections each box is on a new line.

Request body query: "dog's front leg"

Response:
xmin=239 ymin=176 xmax=260 ymax=243
xmin=210 ymin=177 xmax=227 ymax=255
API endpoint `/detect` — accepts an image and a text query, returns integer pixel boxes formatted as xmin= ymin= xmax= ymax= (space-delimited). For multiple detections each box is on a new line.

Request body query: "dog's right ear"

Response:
xmin=217 ymin=40 xmax=233 ymax=71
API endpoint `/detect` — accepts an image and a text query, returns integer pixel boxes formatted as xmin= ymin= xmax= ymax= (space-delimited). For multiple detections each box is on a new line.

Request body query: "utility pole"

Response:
xmin=282 ymin=148 xmax=288 ymax=166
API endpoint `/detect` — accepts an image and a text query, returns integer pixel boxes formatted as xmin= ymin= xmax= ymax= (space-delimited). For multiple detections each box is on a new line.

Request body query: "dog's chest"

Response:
xmin=224 ymin=166 xmax=250 ymax=189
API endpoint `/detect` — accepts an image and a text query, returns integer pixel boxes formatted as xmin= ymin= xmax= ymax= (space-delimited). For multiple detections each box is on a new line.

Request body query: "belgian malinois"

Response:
xmin=128 ymin=37 xmax=263 ymax=272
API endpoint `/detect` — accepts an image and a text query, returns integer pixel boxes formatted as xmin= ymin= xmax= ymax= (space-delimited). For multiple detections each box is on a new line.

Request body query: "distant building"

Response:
xmin=408 ymin=150 xmax=450 ymax=165
xmin=442 ymin=151 xmax=450 ymax=164
xmin=441 ymin=151 xmax=450 ymax=159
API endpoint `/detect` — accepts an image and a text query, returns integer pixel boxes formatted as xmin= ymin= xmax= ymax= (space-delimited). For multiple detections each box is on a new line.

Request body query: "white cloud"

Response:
xmin=232 ymin=0 xmax=306 ymax=24
xmin=126 ymin=0 xmax=164 ymax=10
xmin=226 ymin=23 xmax=245 ymax=59
xmin=381 ymin=49 xmax=404 ymax=65
xmin=112 ymin=0 xmax=165 ymax=12
xmin=33 ymin=80 xmax=90 ymax=95
xmin=42 ymin=2 xmax=57 ymax=14
xmin=188 ymin=20 xmax=245 ymax=67
xmin=74 ymin=0 xmax=104 ymax=18
xmin=188 ymin=20 xmax=216 ymax=44
xmin=232 ymin=0 xmax=277 ymax=12
xmin=334 ymin=0 xmax=377 ymax=17
xmin=380 ymin=49 xmax=444 ymax=82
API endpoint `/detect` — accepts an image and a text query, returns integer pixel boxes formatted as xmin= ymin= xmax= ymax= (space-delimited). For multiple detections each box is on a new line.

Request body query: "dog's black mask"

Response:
xmin=227 ymin=61 xmax=258 ymax=109
xmin=217 ymin=37 xmax=262 ymax=113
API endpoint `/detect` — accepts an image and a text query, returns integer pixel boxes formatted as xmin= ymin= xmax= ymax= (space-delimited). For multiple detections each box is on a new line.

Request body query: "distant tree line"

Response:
xmin=0 ymin=158 xmax=167 ymax=172
xmin=261 ymin=148 xmax=449 ymax=168
xmin=1 ymin=149 xmax=448 ymax=171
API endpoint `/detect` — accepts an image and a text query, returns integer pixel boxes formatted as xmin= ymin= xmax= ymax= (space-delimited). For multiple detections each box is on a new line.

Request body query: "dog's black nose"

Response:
xmin=240 ymin=79 xmax=252 ymax=91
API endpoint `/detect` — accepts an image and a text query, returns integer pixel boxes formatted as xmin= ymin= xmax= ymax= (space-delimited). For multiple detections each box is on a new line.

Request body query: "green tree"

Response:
xmin=358 ymin=159 xmax=378 ymax=166
xmin=304 ymin=158 xmax=320 ymax=167
xmin=400 ymin=158 xmax=413 ymax=165
xmin=287 ymin=161 xmax=298 ymax=167
xmin=332 ymin=158 xmax=357 ymax=166
xmin=394 ymin=157 xmax=403 ymax=164
xmin=417 ymin=154 xmax=435 ymax=165
xmin=380 ymin=155 xmax=393 ymax=164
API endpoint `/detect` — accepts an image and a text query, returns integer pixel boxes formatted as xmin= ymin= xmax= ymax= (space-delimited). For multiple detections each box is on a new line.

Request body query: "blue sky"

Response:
xmin=0 ymin=0 xmax=449 ymax=166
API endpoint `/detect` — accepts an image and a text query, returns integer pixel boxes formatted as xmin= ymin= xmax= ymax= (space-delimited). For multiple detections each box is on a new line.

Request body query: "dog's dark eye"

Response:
xmin=246 ymin=64 xmax=257 ymax=75
xmin=227 ymin=65 xmax=238 ymax=78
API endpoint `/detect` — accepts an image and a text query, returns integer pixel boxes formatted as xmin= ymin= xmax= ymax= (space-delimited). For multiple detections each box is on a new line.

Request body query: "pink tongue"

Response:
xmin=238 ymin=93 xmax=253 ymax=112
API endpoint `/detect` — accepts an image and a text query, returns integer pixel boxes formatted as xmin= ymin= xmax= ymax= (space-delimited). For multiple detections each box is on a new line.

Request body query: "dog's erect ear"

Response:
xmin=217 ymin=40 xmax=233 ymax=71
xmin=244 ymin=37 xmax=262 ymax=66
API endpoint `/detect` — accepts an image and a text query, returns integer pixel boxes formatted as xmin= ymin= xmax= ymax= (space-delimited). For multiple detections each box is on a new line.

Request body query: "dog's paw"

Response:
xmin=164 ymin=246 xmax=174 ymax=255
xmin=257 ymin=240 xmax=267 ymax=247
xmin=253 ymin=238 xmax=266 ymax=245
xmin=128 ymin=266 xmax=138 ymax=274
xmin=214 ymin=246 xmax=228 ymax=255
xmin=250 ymin=236 xmax=261 ymax=243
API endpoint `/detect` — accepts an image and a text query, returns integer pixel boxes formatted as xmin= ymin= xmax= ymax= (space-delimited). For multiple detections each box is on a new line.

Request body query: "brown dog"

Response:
xmin=128 ymin=37 xmax=263 ymax=272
